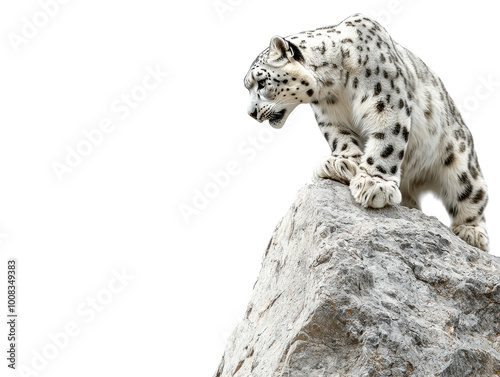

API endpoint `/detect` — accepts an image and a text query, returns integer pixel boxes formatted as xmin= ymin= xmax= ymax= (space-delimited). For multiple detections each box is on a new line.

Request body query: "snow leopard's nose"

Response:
xmin=249 ymin=108 xmax=258 ymax=120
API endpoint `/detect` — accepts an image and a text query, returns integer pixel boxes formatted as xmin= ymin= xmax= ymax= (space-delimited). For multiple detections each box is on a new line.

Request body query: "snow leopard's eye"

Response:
xmin=257 ymin=79 xmax=266 ymax=90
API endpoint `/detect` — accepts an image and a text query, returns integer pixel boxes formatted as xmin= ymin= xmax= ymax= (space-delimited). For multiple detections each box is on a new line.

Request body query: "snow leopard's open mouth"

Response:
xmin=269 ymin=109 xmax=287 ymax=128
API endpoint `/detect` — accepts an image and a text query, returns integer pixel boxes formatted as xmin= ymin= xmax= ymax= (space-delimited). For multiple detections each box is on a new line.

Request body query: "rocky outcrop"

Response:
xmin=214 ymin=179 xmax=500 ymax=377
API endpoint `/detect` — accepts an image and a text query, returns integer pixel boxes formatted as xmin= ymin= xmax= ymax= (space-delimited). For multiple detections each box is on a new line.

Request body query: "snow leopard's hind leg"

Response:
xmin=440 ymin=138 xmax=489 ymax=251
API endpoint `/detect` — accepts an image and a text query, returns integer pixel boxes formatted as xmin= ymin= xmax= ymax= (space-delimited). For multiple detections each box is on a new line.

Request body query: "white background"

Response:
xmin=1 ymin=0 xmax=499 ymax=376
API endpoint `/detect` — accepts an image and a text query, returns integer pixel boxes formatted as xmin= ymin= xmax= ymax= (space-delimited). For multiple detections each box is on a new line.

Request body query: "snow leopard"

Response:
xmin=243 ymin=14 xmax=489 ymax=251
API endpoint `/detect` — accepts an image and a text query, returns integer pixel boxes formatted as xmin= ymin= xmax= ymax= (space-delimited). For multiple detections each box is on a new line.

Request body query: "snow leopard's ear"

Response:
xmin=267 ymin=36 xmax=295 ymax=67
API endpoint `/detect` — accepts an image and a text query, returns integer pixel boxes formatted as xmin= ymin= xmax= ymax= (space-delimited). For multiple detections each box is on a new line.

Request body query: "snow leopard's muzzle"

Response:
xmin=248 ymin=105 xmax=293 ymax=129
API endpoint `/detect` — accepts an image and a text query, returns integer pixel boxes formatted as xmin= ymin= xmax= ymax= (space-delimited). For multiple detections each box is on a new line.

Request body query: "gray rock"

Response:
xmin=214 ymin=179 xmax=500 ymax=377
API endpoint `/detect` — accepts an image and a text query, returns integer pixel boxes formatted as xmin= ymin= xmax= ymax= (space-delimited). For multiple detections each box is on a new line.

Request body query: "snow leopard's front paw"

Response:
xmin=313 ymin=156 xmax=359 ymax=184
xmin=350 ymin=173 xmax=402 ymax=209
xmin=452 ymin=224 xmax=489 ymax=252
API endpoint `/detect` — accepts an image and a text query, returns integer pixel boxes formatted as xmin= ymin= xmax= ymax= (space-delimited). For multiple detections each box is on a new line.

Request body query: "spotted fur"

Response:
xmin=244 ymin=14 xmax=489 ymax=251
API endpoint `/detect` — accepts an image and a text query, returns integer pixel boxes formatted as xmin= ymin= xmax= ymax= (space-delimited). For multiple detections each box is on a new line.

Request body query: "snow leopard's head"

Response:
xmin=244 ymin=36 xmax=316 ymax=129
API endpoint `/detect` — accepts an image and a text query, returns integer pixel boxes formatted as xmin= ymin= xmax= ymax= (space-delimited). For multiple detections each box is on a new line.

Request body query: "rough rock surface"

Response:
xmin=214 ymin=179 xmax=500 ymax=377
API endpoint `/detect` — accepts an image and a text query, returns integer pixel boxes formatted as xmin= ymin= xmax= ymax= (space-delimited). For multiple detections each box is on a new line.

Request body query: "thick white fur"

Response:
xmin=245 ymin=15 xmax=489 ymax=251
